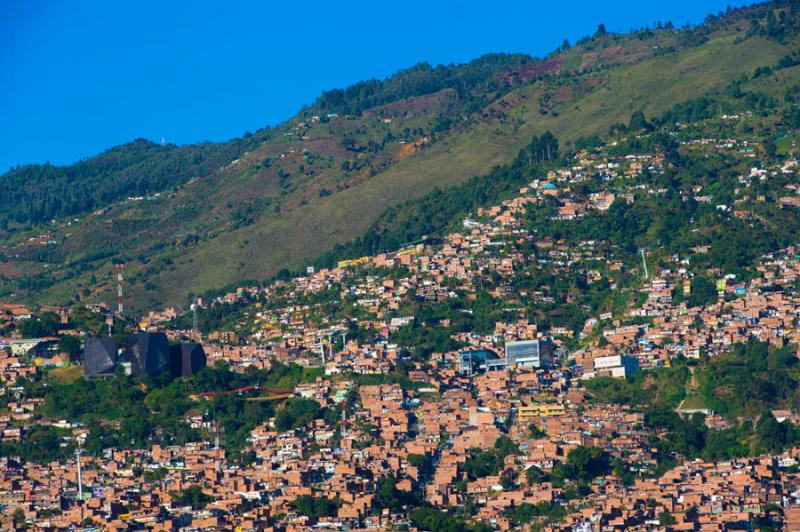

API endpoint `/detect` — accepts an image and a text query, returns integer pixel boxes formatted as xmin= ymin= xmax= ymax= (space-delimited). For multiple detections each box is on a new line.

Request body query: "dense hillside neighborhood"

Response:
xmin=8 ymin=1 xmax=800 ymax=530
xmin=7 ymin=84 xmax=800 ymax=528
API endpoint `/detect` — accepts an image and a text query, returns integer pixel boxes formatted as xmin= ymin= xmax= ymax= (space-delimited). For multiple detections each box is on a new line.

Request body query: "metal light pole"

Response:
xmin=75 ymin=449 xmax=83 ymax=501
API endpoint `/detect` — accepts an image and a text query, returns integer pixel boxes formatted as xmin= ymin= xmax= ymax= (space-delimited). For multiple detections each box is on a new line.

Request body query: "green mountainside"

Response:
xmin=2 ymin=1 xmax=800 ymax=311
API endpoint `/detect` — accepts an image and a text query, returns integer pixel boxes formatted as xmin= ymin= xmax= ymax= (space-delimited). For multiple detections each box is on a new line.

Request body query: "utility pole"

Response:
xmin=341 ymin=401 xmax=347 ymax=439
xmin=327 ymin=332 xmax=335 ymax=356
xmin=191 ymin=302 xmax=199 ymax=333
xmin=75 ymin=448 xmax=84 ymax=502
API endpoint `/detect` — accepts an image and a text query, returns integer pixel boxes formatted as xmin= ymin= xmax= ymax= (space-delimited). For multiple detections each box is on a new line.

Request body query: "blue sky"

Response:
xmin=0 ymin=0 xmax=751 ymax=172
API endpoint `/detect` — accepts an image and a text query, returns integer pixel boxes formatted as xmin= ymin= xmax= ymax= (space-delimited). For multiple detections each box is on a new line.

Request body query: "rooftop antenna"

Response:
xmin=115 ymin=263 xmax=124 ymax=316
xmin=639 ymin=248 xmax=649 ymax=280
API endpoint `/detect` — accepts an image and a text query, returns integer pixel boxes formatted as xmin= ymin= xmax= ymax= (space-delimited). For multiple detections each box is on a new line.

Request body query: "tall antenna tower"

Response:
xmin=115 ymin=263 xmax=125 ymax=316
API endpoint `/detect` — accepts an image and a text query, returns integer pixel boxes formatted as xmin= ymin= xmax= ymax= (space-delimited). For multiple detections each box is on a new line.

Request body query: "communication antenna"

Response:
xmin=115 ymin=263 xmax=125 ymax=316
xmin=639 ymin=248 xmax=649 ymax=280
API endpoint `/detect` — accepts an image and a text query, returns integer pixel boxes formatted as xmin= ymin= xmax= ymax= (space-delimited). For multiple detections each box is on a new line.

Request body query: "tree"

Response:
xmin=58 ymin=335 xmax=82 ymax=362
xmin=628 ymin=111 xmax=652 ymax=132
xmin=274 ymin=398 xmax=324 ymax=431
xmin=560 ymin=446 xmax=612 ymax=481
xmin=659 ymin=510 xmax=676 ymax=526
xmin=596 ymin=23 xmax=608 ymax=37
xmin=688 ymin=276 xmax=718 ymax=308
xmin=500 ymin=470 xmax=517 ymax=490
xmin=526 ymin=465 xmax=549 ymax=485
xmin=374 ymin=476 xmax=418 ymax=511
xmin=292 ymin=495 xmax=340 ymax=521
xmin=12 ymin=508 xmax=27 ymax=531
xmin=529 ymin=424 xmax=546 ymax=438
xmin=410 ymin=507 xmax=489 ymax=532
xmin=763 ymin=139 xmax=777 ymax=158
xmin=169 ymin=485 xmax=212 ymax=510
xmin=18 ymin=312 xmax=61 ymax=338
xmin=757 ymin=412 xmax=787 ymax=453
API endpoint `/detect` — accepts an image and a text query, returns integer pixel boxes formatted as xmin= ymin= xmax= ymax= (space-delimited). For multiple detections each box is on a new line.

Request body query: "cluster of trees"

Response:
xmin=1 ymin=137 xmax=262 ymax=227
xmin=656 ymin=96 xmax=718 ymax=125
xmin=698 ymin=339 xmax=800 ymax=418
xmin=311 ymin=54 xmax=532 ymax=117
xmin=462 ymin=436 xmax=517 ymax=480
xmin=16 ymin=311 xmax=61 ymax=338
xmin=1 ymin=362 xmax=321 ymax=463
xmin=504 ymin=501 xmax=567 ymax=527
xmin=748 ymin=4 xmax=800 ymax=42
xmin=589 ymin=340 xmax=800 ymax=463
xmin=0 ymin=425 xmax=74 ymax=464
xmin=520 ymin=446 xmax=614 ymax=497
xmin=646 ymin=408 xmax=800 ymax=462
xmin=275 ymin=398 xmax=336 ymax=432
xmin=389 ymin=290 xmax=513 ymax=357
xmin=552 ymin=446 xmax=612 ymax=483
xmin=533 ymin=160 xmax=800 ymax=281
xmin=585 ymin=363 xmax=690 ymax=410
xmin=291 ymin=495 xmax=341 ymax=522
xmin=588 ymin=340 xmax=800 ymax=419
xmin=374 ymin=476 xmax=423 ymax=512
xmin=409 ymin=507 xmax=492 ymax=532
xmin=169 ymin=485 xmax=213 ymax=510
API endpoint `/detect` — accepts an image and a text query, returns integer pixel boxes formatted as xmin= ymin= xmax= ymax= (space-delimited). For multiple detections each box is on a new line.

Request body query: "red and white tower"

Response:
xmin=115 ymin=263 xmax=124 ymax=316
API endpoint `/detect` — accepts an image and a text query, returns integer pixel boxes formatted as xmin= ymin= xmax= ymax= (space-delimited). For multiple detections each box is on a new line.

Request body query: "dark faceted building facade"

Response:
xmin=169 ymin=343 xmax=206 ymax=378
xmin=123 ymin=332 xmax=170 ymax=376
xmin=84 ymin=337 xmax=118 ymax=377
xmin=83 ymin=333 xmax=206 ymax=378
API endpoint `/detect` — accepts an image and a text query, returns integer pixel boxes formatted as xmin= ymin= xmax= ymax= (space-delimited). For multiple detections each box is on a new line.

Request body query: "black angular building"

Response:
xmin=169 ymin=343 xmax=206 ymax=378
xmin=123 ymin=332 xmax=170 ymax=376
xmin=83 ymin=337 xmax=118 ymax=377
